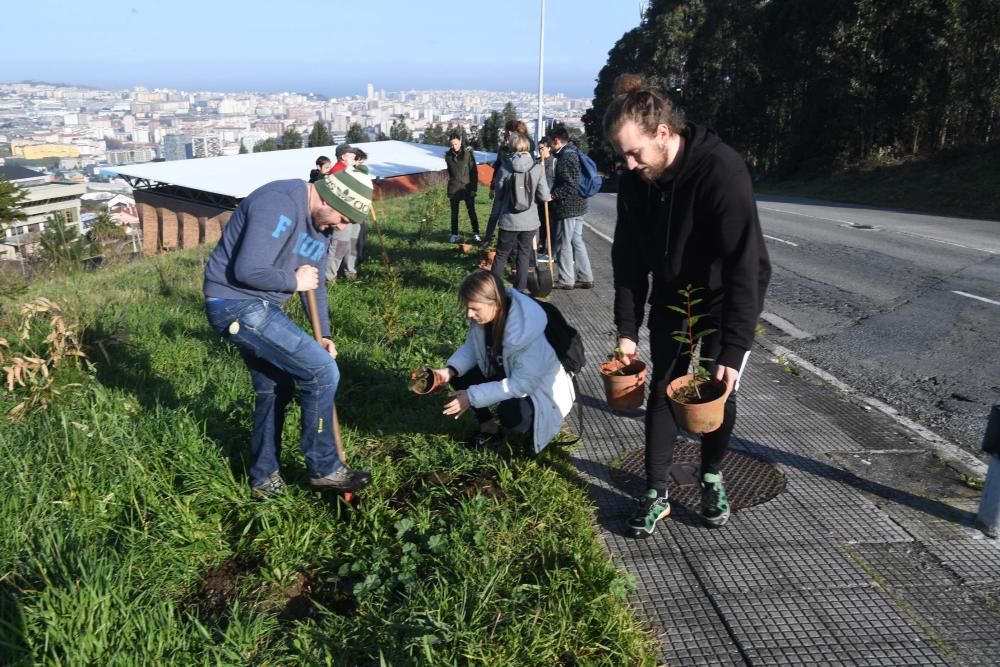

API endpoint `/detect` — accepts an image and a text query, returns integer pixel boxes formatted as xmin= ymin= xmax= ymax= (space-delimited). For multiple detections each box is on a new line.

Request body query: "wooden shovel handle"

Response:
xmin=305 ymin=289 xmax=347 ymax=467
xmin=544 ymin=201 xmax=555 ymax=281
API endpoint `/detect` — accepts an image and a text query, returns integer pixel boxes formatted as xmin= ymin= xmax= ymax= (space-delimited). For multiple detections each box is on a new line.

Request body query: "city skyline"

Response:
xmin=3 ymin=0 xmax=646 ymax=99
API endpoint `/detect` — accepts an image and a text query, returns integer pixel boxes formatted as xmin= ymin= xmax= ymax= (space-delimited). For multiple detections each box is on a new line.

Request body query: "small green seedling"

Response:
xmin=668 ymin=285 xmax=718 ymax=400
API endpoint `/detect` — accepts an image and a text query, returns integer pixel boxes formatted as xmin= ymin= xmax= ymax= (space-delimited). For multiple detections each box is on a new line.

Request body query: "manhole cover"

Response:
xmin=611 ymin=437 xmax=785 ymax=512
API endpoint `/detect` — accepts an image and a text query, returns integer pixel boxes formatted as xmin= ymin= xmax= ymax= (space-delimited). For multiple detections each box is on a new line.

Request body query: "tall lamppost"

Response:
xmin=536 ymin=0 xmax=546 ymax=147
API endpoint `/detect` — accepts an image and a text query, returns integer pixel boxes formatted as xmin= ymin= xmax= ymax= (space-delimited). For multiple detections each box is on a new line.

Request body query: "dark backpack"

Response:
xmin=506 ymin=167 xmax=536 ymax=213
xmin=569 ymin=146 xmax=602 ymax=198
xmin=533 ymin=298 xmax=585 ymax=375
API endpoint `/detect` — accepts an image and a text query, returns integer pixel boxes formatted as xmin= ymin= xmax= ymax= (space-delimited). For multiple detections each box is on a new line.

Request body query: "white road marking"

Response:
xmin=764 ymin=234 xmax=799 ymax=247
xmin=758 ymin=204 xmax=996 ymax=255
xmin=584 ymin=222 xmax=614 ymax=244
xmin=760 ymin=312 xmax=814 ymax=339
xmin=953 ymin=290 xmax=1000 ymax=306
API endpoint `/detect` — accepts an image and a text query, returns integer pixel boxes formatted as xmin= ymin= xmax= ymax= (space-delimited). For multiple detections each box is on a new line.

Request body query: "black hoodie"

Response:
xmin=612 ymin=123 xmax=771 ymax=369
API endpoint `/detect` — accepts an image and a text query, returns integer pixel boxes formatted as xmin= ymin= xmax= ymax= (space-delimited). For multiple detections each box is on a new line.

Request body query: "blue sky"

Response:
xmin=3 ymin=1 xmax=645 ymax=98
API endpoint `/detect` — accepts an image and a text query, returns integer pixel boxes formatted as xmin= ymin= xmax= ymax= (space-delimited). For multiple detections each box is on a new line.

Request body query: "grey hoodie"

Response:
xmin=490 ymin=152 xmax=551 ymax=232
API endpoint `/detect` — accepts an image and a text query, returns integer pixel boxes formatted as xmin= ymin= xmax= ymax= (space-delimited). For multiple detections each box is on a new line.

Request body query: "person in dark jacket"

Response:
xmin=604 ymin=73 xmax=771 ymax=536
xmin=203 ymin=168 xmax=375 ymax=498
xmin=550 ymin=127 xmax=594 ymax=289
xmin=309 ymin=155 xmax=331 ymax=183
xmin=444 ymin=132 xmax=481 ymax=243
xmin=536 ymin=136 xmax=558 ymax=255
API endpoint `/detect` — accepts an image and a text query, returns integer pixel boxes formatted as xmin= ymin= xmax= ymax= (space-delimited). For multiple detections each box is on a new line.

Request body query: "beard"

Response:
xmin=312 ymin=207 xmax=347 ymax=231
xmin=634 ymin=151 xmax=671 ymax=183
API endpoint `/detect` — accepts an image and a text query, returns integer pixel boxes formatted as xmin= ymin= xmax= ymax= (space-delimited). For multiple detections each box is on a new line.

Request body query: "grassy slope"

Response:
xmin=0 ymin=188 xmax=657 ymax=666
xmin=756 ymin=144 xmax=1000 ymax=221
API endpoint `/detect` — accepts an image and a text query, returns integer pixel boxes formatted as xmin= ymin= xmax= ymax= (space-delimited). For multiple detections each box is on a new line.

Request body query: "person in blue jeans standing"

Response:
xmin=203 ymin=167 xmax=375 ymax=498
xmin=549 ymin=126 xmax=594 ymax=290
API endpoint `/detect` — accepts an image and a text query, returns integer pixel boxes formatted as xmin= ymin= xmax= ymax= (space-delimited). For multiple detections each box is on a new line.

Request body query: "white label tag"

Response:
xmin=228 ymin=320 xmax=240 ymax=335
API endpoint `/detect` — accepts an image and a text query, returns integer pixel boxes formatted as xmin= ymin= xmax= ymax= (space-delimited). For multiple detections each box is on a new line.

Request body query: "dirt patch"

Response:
xmin=275 ymin=570 xmax=358 ymax=623
xmin=190 ymin=555 xmax=263 ymax=616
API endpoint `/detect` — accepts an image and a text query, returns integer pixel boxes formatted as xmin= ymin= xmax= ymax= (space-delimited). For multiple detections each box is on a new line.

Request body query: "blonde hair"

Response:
xmin=509 ymin=132 xmax=531 ymax=154
xmin=603 ymin=73 xmax=686 ymax=138
xmin=458 ymin=270 xmax=508 ymax=352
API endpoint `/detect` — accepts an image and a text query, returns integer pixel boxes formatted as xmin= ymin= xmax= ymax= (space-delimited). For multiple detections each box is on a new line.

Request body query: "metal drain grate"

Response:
xmin=612 ymin=437 xmax=785 ymax=511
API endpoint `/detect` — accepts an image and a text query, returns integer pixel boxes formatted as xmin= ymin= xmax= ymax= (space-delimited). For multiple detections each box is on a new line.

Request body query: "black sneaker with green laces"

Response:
xmin=700 ymin=471 xmax=731 ymax=528
xmin=628 ymin=488 xmax=671 ymax=538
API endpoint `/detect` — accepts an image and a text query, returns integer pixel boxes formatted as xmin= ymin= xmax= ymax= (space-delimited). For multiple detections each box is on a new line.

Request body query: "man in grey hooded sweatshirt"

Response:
xmin=485 ymin=132 xmax=551 ymax=292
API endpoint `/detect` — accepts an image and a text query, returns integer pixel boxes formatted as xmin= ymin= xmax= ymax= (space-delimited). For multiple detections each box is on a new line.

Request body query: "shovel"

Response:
xmin=304 ymin=288 xmax=353 ymax=502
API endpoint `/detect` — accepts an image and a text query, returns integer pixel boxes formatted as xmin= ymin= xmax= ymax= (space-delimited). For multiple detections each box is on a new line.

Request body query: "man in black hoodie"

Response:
xmin=604 ymin=74 xmax=771 ymax=537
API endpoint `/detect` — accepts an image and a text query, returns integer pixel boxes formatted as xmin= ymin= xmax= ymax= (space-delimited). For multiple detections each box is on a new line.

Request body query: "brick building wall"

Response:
xmin=134 ymin=170 xmax=455 ymax=254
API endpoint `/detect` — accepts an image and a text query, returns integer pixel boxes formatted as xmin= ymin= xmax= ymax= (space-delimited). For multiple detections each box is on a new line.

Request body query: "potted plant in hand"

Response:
xmin=666 ymin=285 xmax=730 ymax=433
xmin=599 ymin=348 xmax=647 ymax=410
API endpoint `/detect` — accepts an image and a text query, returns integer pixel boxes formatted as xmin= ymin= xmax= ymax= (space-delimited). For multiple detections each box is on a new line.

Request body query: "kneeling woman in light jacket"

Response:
xmin=434 ymin=270 xmax=575 ymax=453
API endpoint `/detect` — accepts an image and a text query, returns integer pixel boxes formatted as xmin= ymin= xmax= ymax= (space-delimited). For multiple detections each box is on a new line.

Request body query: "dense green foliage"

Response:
xmin=0 ymin=177 xmax=27 ymax=236
xmin=584 ymin=0 xmax=1000 ymax=176
xmin=389 ymin=119 xmax=412 ymax=142
xmin=309 ymin=121 xmax=333 ymax=148
xmin=0 ymin=187 xmax=656 ymax=665
xmin=346 ymin=123 xmax=369 ymax=144
xmin=281 ymin=128 xmax=303 ymax=150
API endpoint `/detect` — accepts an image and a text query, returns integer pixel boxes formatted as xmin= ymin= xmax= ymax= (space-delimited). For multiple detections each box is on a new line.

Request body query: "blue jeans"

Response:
xmin=205 ymin=298 xmax=342 ymax=487
xmin=556 ymin=216 xmax=593 ymax=284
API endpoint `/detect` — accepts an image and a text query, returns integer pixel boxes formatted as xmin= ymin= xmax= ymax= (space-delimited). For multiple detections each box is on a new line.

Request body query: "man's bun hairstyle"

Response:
xmin=603 ymin=73 xmax=685 ymax=138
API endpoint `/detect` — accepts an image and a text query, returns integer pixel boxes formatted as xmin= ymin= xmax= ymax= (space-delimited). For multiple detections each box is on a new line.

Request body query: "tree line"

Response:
xmin=582 ymin=0 xmax=1000 ymax=177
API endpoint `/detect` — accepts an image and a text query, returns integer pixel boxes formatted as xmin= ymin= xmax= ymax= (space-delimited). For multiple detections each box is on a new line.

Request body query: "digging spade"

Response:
xmin=305 ymin=288 xmax=354 ymax=503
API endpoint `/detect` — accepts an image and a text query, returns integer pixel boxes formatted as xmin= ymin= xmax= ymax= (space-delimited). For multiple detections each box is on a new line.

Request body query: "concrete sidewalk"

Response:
xmin=551 ymin=227 xmax=1000 ymax=666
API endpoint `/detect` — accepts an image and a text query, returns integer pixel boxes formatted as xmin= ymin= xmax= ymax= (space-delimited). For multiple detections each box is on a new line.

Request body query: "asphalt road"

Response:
xmin=582 ymin=192 xmax=1000 ymax=454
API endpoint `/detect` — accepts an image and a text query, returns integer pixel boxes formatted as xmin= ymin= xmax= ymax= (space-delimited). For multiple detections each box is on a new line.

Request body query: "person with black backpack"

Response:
xmin=432 ymin=270 xmax=575 ymax=454
xmin=482 ymin=132 xmax=550 ymax=293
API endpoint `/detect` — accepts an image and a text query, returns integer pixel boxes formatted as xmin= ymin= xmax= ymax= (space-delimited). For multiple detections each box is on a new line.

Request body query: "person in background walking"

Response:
xmin=485 ymin=132 xmax=550 ymax=292
xmin=444 ymin=131 xmax=481 ymax=244
xmin=550 ymin=127 xmax=594 ymax=290
xmin=202 ymin=168 xmax=375 ymax=498
xmin=604 ymin=73 xmax=771 ymax=537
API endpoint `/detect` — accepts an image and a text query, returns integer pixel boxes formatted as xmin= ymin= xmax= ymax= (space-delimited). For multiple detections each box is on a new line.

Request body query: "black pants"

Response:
xmin=536 ymin=203 xmax=560 ymax=256
xmin=492 ymin=229 xmax=535 ymax=291
xmin=645 ymin=309 xmax=739 ymax=492
xmin=449 ymin=191 xmax=480 ymax=236
xmin=450 ymin=365 xmax=533 ymax=432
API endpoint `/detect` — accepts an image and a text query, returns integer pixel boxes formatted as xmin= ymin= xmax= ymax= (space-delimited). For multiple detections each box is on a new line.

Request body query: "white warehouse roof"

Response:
xmin=104 ymin=141 xmax=496 ymax=199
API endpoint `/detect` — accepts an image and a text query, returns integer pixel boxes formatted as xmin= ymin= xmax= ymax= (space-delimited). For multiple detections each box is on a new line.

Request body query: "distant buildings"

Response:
xmin=163 ymin=133 xmax=192 ymax=161
xmin=106 ymin=147 xmax=157 ymax=165
xmin=0 ymin=165 xmax=86 ymax=261
xmin=191 ymin=135 xmax=221 ymax=158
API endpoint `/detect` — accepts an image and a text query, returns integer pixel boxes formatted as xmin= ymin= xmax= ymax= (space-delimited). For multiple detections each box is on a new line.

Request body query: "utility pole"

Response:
xmin=536 ymin=0 xmax=546 ymax=148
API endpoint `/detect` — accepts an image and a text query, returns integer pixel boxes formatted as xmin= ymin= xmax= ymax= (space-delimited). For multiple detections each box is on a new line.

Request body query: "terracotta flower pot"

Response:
xmin=599 ymin=359 xmax=647 ymax=410
xmin=666 ymin=374 xmax=730 ymax=434
xmin=409 ymin=366 xmax=447 ymax=395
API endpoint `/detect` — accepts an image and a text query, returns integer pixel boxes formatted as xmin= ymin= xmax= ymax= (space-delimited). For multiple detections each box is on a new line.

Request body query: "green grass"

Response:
xmin=0 ymin=187 xmax=657 ymax=666
xmin=757 ymin=144 xmax=1000 ymax=221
